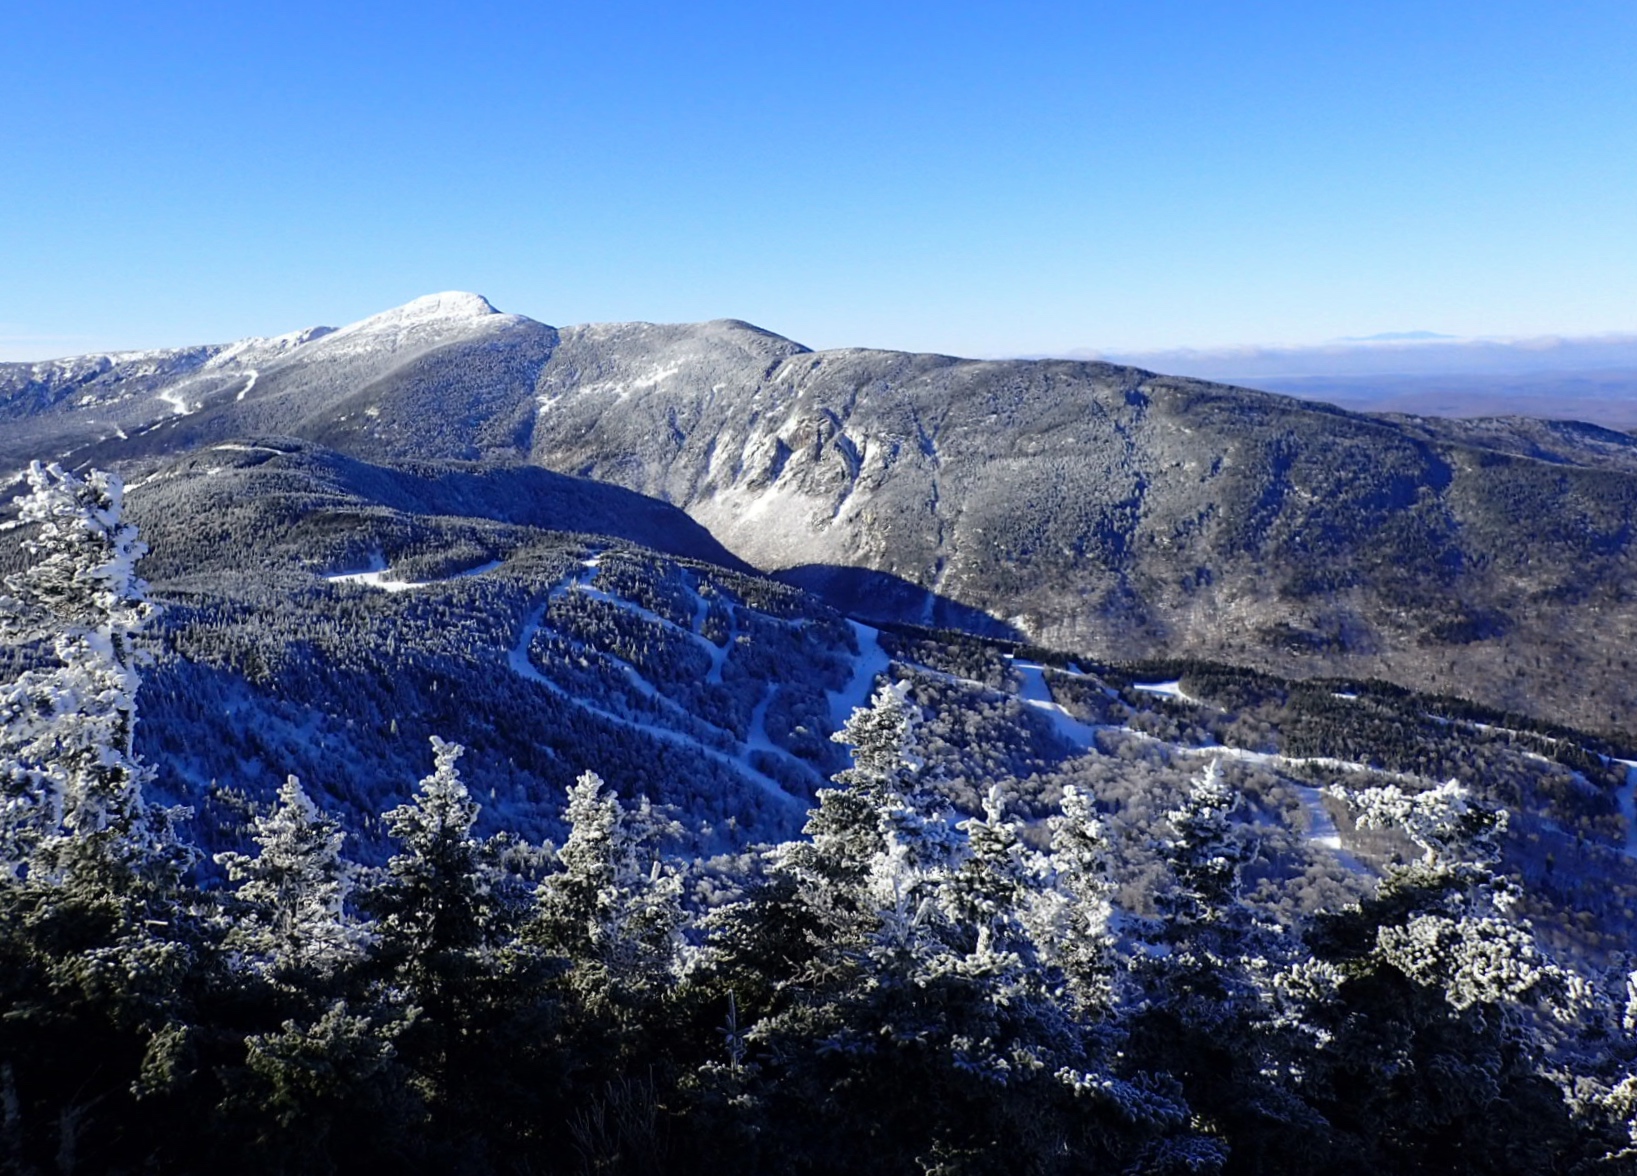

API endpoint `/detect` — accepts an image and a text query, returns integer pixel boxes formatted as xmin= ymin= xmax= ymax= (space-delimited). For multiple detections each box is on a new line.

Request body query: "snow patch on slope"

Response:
xmin=1615 ymin=760 xmax=1637 ymax=860
xmin=324 ymin=556 xmax=504 ymax=593
xmin=1133 ymin=680 xmax=1196 ymax=703
xmin=1014 ymin=661 xmax=1103 ymax=746
xmin=830 ymin=621 xmax=891 ymax=728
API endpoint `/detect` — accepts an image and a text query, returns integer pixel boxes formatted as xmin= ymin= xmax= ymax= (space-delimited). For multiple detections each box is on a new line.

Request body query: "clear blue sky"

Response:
xmin=3 ymin=1 xmax=1633 ymax=360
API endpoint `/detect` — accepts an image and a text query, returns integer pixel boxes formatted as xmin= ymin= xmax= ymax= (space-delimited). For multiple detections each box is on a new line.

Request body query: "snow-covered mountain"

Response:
xmin=5 ymin=293 xmax=1636 ymax=737
xmin=7 ymin=299 xmax=1637 ymax=1173
xmin=0 ymin=292 xmax=553 ymax=470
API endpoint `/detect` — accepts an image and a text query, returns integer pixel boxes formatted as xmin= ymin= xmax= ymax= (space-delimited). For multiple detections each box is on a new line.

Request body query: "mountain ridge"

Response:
xmin=4 ymin=293 xmax=1634 ymax=737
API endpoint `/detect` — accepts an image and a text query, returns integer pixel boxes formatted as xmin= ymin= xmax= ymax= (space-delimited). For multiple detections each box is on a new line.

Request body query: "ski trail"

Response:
xmin=577 ymin=581 xmax=723 ymax=656
xmin=1615 ymin=760 xmax=1637 ymax=860
xmin=1013 ymin=661 xmax=1103 ymax=746
xmin=688 ymin=578 xmax=733 ymax=685
xmin=1291 ymin=784 xmax=1368 ymax=873
xmin=830 ymin=620 xmax=891 ymax=728
xmin=212 ymin=442 xmax=288 ymax=456
xmin=507 ymin=569 xmax=804 ymax=810
xmin=1133 ymin=680 xmax=1196 ymax=703
xmin=325 ymin=556 xmax=503 ymax=593
xmin=158 ymin=387 xmax=196 ymax=417
xmin=235 ymin=369 xmax=259 ymax=401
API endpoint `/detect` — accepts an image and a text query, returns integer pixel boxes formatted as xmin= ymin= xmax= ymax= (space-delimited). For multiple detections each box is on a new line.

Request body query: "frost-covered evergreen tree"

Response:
xmin=1287 ymin=779 xmax=1590 ymax=1170
xmin=689 ymin=686 xmax=1192 ymax=1174
xmin=0 ymin=461 xmax=185 ymax=889
xmin=777 ymin=681 xmax=929 ymax=892
xmin=532 ymin=769 xmax=684 ymax=1011
xmin=1156 ymin=759 xmax=1250 ymax=928
xmin=1335 ymin=779 xmax=1570 ymax=1015
xmin=1126 ymin=759 xmax=1314 ymax=1171
xmin=364 ymin=736 xmax=557 ymax=1169
xmin=216 ymin=775 xmax=365 ymax=979
xmin=371 ymin=737 xmax=499 ymax=985
xmin=0 ymin=464 xmax=205 ymax=1174
xmin=1032 ymin=782 xmax=1118 ymax=1013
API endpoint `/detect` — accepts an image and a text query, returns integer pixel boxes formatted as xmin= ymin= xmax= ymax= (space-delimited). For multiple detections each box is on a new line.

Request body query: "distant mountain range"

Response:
xmin=1092 ymin=331 xmax=1637 ymax=380
xmin=1083 ymin=333 xmax=1637 ymax=430
xmin=4 ymin=293 xmax=1634 ymax=738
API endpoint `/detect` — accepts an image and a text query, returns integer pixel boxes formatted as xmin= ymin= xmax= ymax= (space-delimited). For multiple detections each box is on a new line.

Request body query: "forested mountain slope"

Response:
xmin=4 ymin=442 xmax=1632 ymax=970
xmin=522 ymin=320 xmax=1637 ymax=736
xmin=5 ymin=294 xmax=1634 ymax=736
xmin=4 ymin=460 xmax=1637 ymax=1174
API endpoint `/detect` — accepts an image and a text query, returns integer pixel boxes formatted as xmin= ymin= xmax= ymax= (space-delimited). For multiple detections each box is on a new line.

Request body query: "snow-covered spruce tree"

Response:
xmin=1125 ymin=758 xmax=1323 ymax=1171
xmin=216 ymin=775 xmax=365 ymax=980
xmin=371 ymin=737 xmax=502 ymax=990
xmin=1569 ymin=971 xmax=1637 ymax=1164
xmin=1155 ymin=759 xmax=1251 ymax=930
xmin=1030 ymin=782 xmax=1118 ymax=1015
xmin=686 ymin=686 xmax=1188 ymax=1175
xmin=691 ymin=682 xmax=942 ymax=1092
xmin=0 ymin=463 xmax=203 ymax=1175
xmin=738 ymin=680 xmax=946 ymax=1000
xmin=363 ymin=736 xmax=558 ymax=1169
xmin=777 ymin=680 xmax=934 ymax=893
xmin=0 ymin=461 xmax=186 ymax=890
xmin=1291 ymin=779 xmax=1594 ymax=1170
xmin=531 ymin=769 xmax=685 ymax=1015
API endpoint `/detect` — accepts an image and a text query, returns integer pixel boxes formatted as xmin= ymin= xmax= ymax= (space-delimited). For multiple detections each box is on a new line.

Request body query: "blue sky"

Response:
xmin=3 ymin=1 xmax=1633 ymax=359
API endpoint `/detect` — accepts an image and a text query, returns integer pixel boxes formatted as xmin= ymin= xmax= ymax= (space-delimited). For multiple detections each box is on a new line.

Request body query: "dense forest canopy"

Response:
xmin=2 ymin=462 xmax=1636 ymax=1175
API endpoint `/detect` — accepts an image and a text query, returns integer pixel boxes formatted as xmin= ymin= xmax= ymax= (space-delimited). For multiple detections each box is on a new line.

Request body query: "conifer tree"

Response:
xmin=216 ymin=775 xmax=364 ymax=979
xmin=0 ymin=463 xmax=200 ymax=1174
xmin=1290 ymin=779 xmax=1590 ymax=1170
xmin=0 ymin=461 xmax=185 ymax=890
xmin=364 ymin=737 xmax=558 ymax=1169
xmin=1036 ymin=783 xmax=1117 ymax=1012
xmin=372 ymin=737 xmax=495 ymax=990
xmin=533 ymin=770 xmax=684 ymax=1013
xmin=1130 ymin=759 xmax=1309 ymax=1169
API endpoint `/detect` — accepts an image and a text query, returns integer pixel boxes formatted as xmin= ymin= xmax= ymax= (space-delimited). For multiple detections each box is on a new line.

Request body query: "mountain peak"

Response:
xmin=315 ymin=292 xmax=524 ymax=352
xmin=378 ymin=291 xmax=502 ymax=321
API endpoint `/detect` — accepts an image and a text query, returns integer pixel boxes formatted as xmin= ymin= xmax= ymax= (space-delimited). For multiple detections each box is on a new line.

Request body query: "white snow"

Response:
xmin=1133 ymin=680 xmax=1196 ymax=703
xmin=690 ymin=584 xmax=732 ymax=685
xmin=157 ymin=386 xmax=197 ymax=417
xmin=235 ymin=369 xmax=259 ymax=401
xmin=122 ymin=471 xmax=177 ymax=494
xmin=1615 ymin=760 xmax=1637 ymax=861
xmin=1191 ymin=742 xmax=1414 ymax=784
xmin=305 ymin=292 xmax=515 ymax=362
xmin=324 ymin=556 xmax=503 ymax=593
xmin=211 ymin=443 xmax=288 ymax=456
xmin=506 ymin=604 xmax=559 ymax=690
xmin=1013 ymin=661 xmax=1103 ymax=747
xmin=1292 ymin=785 xmax=1344 ymax=850
xmin=1289 ymin=784 xmax=1368 ymax=871
xmin=829 ymin=621 xmax=891 ymax=729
